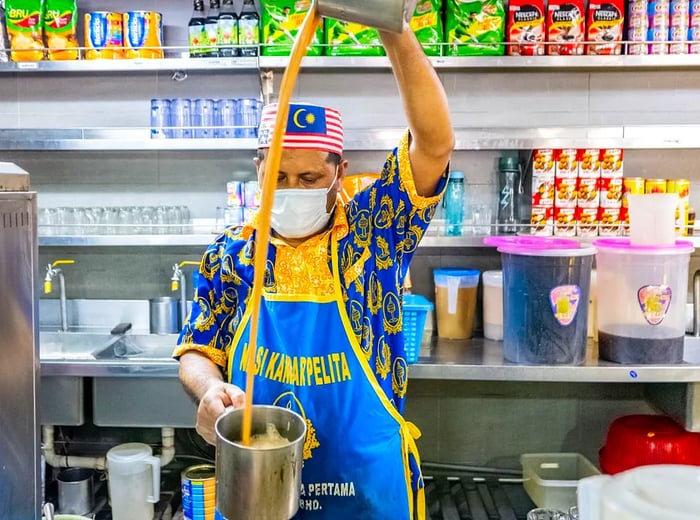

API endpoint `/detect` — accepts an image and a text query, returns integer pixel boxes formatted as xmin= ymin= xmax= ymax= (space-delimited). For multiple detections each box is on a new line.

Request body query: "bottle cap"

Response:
xmin=499 ymin=156 xmax=519 ymax=172
xmin=449 ymin=170 xmax=464 ymax=180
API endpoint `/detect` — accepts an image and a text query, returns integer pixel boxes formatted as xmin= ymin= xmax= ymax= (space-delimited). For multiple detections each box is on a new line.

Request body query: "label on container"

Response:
xmin=549 ymin=285 xmax=581 ymax=326
xmin=637 ymin=284 xmax=672 ymax=325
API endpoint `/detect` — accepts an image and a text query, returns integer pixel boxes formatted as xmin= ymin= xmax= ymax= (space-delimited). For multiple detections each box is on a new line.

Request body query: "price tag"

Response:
xmin=16 ymin=62 xmax=39 ymax=70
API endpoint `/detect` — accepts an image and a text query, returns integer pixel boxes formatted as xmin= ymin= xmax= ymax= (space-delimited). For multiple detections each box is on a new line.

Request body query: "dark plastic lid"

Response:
xmin=499 ymin=156 xmax=519 ymax=172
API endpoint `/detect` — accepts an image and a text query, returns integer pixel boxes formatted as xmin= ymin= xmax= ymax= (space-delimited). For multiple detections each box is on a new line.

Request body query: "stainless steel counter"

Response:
xmin=40 ymin=333 xmax=700 ymax=383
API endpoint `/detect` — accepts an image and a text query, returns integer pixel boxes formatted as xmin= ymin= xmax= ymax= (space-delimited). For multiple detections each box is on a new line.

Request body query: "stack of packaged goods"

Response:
xmin=553 ymin=148 xmax=578 ymax=236
xmin=576 ymin=149 xmax=602 ymax=237
xmin=530 ymin=149 xmax=556 ymax=236
xmin=598 ymin=148 xmax=624 ymax=236
xmin=446 ymin=0 xmax=506 ymax=56
xmin=530 ymin=148 xmax=625 ymax=237
xmin=261 ymin=0 xmax=324 ymax=56
xmin=225 ymin=180 xmax=259 ymax=227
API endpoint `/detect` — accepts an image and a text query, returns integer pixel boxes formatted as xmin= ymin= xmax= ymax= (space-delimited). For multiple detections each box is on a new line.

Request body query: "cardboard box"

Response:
xmin=598 ymin=207 xmax=621 ymax=236
xmin=576 ymin=177 xmax=600 ymax=208
xmin=555 ymin=177 xmax=578 ymax=208
xmin=601 ymin=149 xmax=624 ymax=178
xmin=577 ymin=149 xmax=601 ymax=178
xmin=531 ymin=205 xmax=554 ymax=236
xmin=555 ymin=148 xmax=579 ymax=178
xmin=554 ymin=206 xmax=576 ymax=236
xmin=600 ymin=177 xmax=623 ymax=208
xmin=576 ymin=207 xmax=599 ymax=237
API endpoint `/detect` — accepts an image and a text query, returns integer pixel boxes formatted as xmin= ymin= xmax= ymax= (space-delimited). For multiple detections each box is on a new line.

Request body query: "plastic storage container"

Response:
xmin=486 ymin=236 xmax=594 ymax=365
xmin=433 ymin=269 xmax=480 ymax=339
xmin=521 ymin=453 xmax=600 ymax=511
xmin=402 ymin=294 xmax=433 ymax=363
xmin=594 ymin=238 xmax=695 ymax=364
xmin=599 ymin=414 xmax=700 ymax=474
xmin=482 ymin=270 xmax=503 ymax=341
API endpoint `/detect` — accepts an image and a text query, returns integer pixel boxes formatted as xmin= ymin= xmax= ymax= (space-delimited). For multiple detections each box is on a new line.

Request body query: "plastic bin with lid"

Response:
xmin=433 ymin=269 xmax=480 ymax=339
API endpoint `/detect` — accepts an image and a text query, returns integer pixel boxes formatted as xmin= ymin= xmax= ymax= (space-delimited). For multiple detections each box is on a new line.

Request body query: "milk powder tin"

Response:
xmin=182 ymin=464 xmax=216 ymax=520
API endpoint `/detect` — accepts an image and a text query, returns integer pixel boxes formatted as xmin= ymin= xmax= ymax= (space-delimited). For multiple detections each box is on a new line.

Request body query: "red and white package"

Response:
xmin=531 ymin=205 xmax=554 ymax=236
xmin=600 ymin=177 xmax=624 ymax=208
xmin=547 ymin=0 xmax=585 ymax=55
xmin=555 ymin=148 xmax=579 ymax=177
xmin=600 ymin=148 xmax=624 ymax=177
xmin=586 ymin=0 xmax=625 ymax=55
xmin=577 ymin=148 xmax=601 ymax=177
xmin=533 ymin=149 xmax=556 ymax=176
xmin=532 ymin=175 xmax=555 ymax=206
xmin=508 ymin=0 xmax=546 ymax=55
xmin=555 ymin=177 xmax=578 ymax=208
xmin=598 ymin=207 xmax=621 ymax=236
xmin=554 ymin=206 xmax=577 ymax=236
xmin=576 ymin=207 xmax=599 ymax=237
xmin=576 ymin=177 xmax=600 ymax=208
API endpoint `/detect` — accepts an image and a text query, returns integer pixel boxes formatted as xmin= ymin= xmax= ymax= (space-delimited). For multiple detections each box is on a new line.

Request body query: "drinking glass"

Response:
xmin=472 ymin=204 xmax=493 ymax=235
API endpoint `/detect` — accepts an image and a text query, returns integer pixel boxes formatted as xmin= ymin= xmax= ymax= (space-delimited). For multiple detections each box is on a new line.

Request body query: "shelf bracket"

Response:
xmin=260 ymin=69 xmax=274 ymax=106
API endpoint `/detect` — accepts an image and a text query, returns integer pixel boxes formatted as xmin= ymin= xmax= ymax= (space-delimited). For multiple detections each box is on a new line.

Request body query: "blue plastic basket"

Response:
xmin=402 ymin=294 xmax=434 ymax=364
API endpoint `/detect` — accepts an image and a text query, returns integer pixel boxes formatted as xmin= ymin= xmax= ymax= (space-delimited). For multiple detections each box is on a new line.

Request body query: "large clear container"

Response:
xmin=482 ymin=270 xmax=503 ymax=341
xmin=594 ymin=238 xmax=695 ymax=364
xmin=433 ymin=268 xmax=480 ymax=339
xmin=486 ymin=237 xmax=594 ymax=365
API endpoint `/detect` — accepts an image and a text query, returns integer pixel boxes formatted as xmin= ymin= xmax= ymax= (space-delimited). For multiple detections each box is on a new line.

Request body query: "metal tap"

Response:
xmin=44 ymin=259 xmax=75 ymax=332
xmin=171 ymin=261 xmax=200 ymax=325
xmin=694 ymin=269 xmax=700 ymax=337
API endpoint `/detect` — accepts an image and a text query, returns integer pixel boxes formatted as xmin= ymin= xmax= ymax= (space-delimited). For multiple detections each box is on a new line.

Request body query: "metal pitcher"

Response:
xmin=215 ymin=405 xmax=307 ymax=520
xmin=316 ymin=0 xmax=418 ymax=33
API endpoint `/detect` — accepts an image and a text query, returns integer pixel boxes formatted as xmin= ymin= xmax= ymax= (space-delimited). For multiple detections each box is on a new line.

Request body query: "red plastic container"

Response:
xmin=599 ymin=414 xmax=700 ymax=474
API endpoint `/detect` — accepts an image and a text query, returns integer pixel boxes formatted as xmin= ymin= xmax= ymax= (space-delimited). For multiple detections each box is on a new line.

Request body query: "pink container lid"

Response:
xmin=593 ymin=238 xmax=695 ymax=255
xmin=483 ymin=236 xmax=587 ymax=256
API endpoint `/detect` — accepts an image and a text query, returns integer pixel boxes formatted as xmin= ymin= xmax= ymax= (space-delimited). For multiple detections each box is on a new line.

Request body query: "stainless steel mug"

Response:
xmin=149 ymin=296 xmax=180 ymax=334
xmin=57 ymin=467 xmax=94 ymax=516
xmin=316 ymin=0 xmax=418 ymax=33
xmin=215 ymin=405 xmax=307 ymax=520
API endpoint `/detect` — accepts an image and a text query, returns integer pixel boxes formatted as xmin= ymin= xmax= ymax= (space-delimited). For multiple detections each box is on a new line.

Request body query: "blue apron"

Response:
xmin=226 ymin=234 xmax=425 ymax=520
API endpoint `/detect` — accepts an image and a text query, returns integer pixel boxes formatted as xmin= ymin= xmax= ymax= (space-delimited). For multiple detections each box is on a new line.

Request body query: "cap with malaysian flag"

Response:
xmin=257 ymin=102 xmax=344 ymax=156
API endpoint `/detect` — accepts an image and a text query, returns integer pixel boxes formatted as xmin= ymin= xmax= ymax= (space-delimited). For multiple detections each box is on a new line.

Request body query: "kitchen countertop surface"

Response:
xmin=40 ymin=333 xmax=700 ymax=383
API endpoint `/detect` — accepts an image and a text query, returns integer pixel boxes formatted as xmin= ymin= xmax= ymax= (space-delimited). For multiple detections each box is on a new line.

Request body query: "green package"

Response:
xmin=261 ymin=0 xmax=323 ymax=56
xmin=325 ymin=18 xmax=385 ymax=56
xmin=410 ymin=0 xmax=443 ymax=56
xmin=445 ymin=0 xmax=505 ymax=56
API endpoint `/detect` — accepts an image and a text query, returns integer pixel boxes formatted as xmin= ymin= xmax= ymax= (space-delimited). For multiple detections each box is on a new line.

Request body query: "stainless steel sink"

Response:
xmin=40 ymin=331 xmax=179 ymax=361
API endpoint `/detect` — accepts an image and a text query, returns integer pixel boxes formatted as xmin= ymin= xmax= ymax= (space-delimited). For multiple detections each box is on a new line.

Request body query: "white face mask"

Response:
xmin=270 ymin=168 xmax=338 ymax=240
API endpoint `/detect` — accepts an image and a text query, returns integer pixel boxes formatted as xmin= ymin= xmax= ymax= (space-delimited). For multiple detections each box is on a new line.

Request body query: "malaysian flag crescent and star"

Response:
xmin=257 ymin=102 xmax=344 ymax=156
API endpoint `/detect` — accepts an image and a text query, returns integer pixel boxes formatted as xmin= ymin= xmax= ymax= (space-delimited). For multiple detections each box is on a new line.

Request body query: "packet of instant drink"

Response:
xmin=261 ymin=0 xmax=323 ymax=56
xmin=44 ymin=0 xmax=78 ymax=60
xmin=5 ymin=0 xmax=45 ymax=61
xmin=410 ymin=0 xmax=444 ymax=56
xmin=445 ymin=0 xmax=505 ymax=56
xmin=325 ymin=18 xmax=386 ymax=56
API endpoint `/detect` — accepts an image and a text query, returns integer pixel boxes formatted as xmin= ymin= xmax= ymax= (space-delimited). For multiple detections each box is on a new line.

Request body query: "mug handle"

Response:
xmin=144 ymin=455 xmax=162 ymax=504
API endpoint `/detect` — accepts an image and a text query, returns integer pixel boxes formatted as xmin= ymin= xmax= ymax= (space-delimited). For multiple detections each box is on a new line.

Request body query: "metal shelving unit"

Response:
xmin=5 ymin=54 xmax=700 ymax=73
xmin=5 ymin=125 xmax=700 ymax=151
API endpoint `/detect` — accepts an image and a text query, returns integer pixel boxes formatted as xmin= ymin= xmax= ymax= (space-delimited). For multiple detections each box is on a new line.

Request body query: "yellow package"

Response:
xmin=5 ymin=0 xmax=45 ymax=61
xmin=44 ymin=0 xmax=78 ymax=60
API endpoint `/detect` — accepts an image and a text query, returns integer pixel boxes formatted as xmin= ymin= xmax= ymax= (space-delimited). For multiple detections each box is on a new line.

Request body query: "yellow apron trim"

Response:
xmin=227 ymin=306 xmax=253 ymax=379
xmin=402 ymin=421 xmax=425 ymax=520
xmin=260 ymin=293 xmax=337 ymax=304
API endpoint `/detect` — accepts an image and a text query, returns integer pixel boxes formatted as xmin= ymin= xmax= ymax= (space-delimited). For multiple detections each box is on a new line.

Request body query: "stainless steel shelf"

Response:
xmin=7 ymin=125 xmax=700 ymax=151
xmin=40 ymin=335 xmax=700 ymax=382
xmin=5 ymin=54 xmax=700 ymax=74
xmin=0 ymin=129 xmax=258 ymax=151
xmin=0 ymin=56 xmax=258 ymax=73
xmin=410 ymin=338 xmax=700 ymax=383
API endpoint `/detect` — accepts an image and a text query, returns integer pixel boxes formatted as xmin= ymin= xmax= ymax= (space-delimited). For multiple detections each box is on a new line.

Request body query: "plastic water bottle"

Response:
xmin=445 ymin=170 xmax=465 ymax=236
xmin=498 ymin=156 xmax=520 ymax=234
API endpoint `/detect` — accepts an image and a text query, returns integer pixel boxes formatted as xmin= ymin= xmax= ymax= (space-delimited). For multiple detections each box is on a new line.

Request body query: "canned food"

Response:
xmin=622 ymin=177 xmax=645 ymax=207
xmin=601 ymin=149 xmax=624 ymax=177
xmin=600 ymin=177 xmax=623 ymax=208
xmin=84 ymin=12 xmax=123 ymax=60
xmin=123 ymin=11 xmax=164 ymax=59
xmin=645 ymin=178 xmax=668 ymax=193
xmin=668 ymin=178 xmax=691 ymax=234
xmin=576 ymin=207 xmax=599 ymax=237
xmin=576 ymin=177 xmax=600 ymax=208
xmin=182 ymin=464 xmax=216 ymax=520
xmin=554 ymin=207 xmax=576 ymax=237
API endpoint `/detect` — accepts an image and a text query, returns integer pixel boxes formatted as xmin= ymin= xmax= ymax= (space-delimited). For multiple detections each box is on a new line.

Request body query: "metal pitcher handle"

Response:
xmin=144 ymin=455 xmax=162 ymax=504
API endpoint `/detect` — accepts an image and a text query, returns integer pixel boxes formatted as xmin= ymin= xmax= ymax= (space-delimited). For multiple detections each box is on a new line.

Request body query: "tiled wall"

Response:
xmin=3 ymin=0 xmax=700 ymax=468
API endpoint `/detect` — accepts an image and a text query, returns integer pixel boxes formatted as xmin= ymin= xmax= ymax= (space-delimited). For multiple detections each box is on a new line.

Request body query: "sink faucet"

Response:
xmin=44 ymin=259 xmax=75 ymax=332
xmin=171 ymin=261 xmax=200 ymax=326
xmin=694 ymin=270 xmax=700 ymax=337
